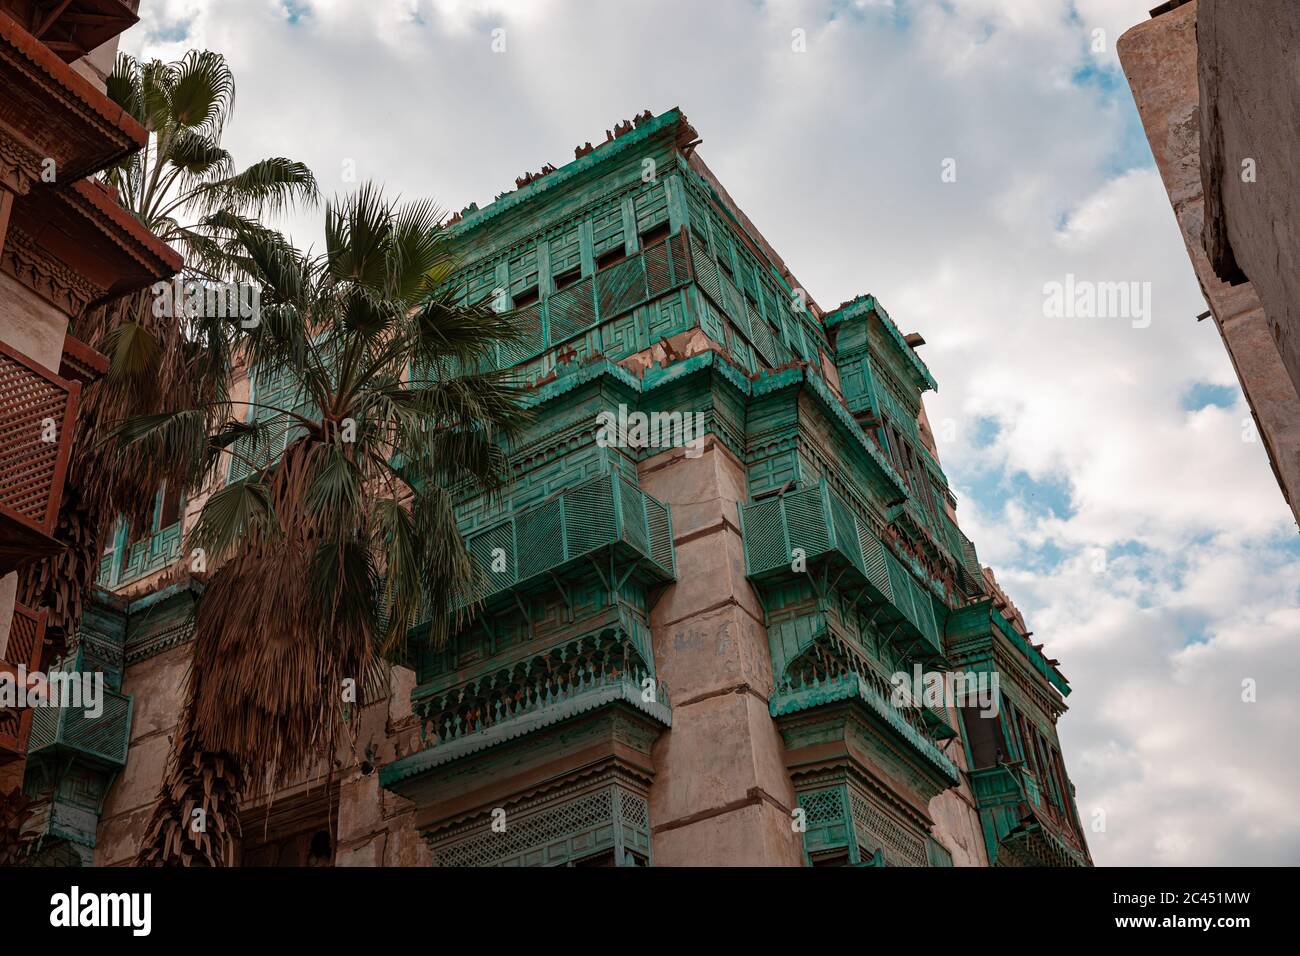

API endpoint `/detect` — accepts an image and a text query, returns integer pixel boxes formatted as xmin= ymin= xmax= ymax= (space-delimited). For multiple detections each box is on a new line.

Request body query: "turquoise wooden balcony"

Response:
xmin=383 ymin=626 xmax=671 ymax=804
xmin=402 ymin=630 xmax=669 ymax=773
xmin=456 ymin=470 xmax=675 ymax=614
xmin=772 ymin=667 xmax=959 ymax=786
xmin=969 ymin=763 xmax=1091 ymax=867
xmin=22 ymin=679 xmax=132 ymax=863
xmin=738 ymin=481 xmax=944 ymax=656
xmin=96 ymin=520 xmax=182 ymax=589
xmin=796 ymin=783 xmax=956 ymax=866
xmin=27 ymin=680 xmax=132 ymax=770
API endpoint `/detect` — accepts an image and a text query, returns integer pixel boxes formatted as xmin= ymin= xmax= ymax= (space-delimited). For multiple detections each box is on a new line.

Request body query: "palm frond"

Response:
xmin=186 ymin=474 xmax=275 ymax=563
xmin=101 ymin=320 xmax=161 ymax=391
xmin=167 ymin=50 xmax=235 ymax=134
xmin=167 ymin=128 xmax=234 ymax=180
xmin=201 ymin=157 xmax=319 ymax=218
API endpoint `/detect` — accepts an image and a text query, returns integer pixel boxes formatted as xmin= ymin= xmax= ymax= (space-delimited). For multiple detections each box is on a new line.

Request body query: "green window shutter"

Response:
xmin=548 ymin=224 xmax=582 ymax=278
xmin=591 ymin=198 xmax=625 ymax=257
xmin=545 ymin=275 xmax=597 ymax=344
xmin=498 ymin=304 xmax=544 ymax=367
xmin=633 ymin=182 xmax=669 ymax=235
xmin=595 ymin=254 xmax=648 ymax=320
xmin=228 ymin=357 xmax=316 ymax=482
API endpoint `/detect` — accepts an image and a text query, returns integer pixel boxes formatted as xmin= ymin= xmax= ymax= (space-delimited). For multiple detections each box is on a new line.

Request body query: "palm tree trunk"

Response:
xmin=136 ymin=712 xmax=244 ymax=866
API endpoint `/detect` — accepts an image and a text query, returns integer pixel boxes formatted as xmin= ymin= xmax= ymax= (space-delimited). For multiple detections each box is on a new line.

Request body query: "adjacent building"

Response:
xmin=0 ymin=0 xmax=179 ymax=827
xmin=73 ymin=108 xmax=1091 ymax=867
xmin=1118 ymin=0 xmax=1300 ymax=526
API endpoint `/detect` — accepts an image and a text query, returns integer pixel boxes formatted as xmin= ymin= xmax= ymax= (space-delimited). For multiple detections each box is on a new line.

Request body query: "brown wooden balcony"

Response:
xmin=23 ymin=0 xmax=139 ymax=63
xmin=0 ymin=7 xmax=146 ymax=190
xmin=0 ymin=339 xmax=80 ymax=574
xmin=0 ymin=602 xmax=47 ymax=763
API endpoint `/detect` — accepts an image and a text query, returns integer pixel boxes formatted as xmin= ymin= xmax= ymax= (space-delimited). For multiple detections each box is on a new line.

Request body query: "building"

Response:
xmin=0 ymin=0 xmax=180 ymax=827
xmin=77 ymin=108 xmax=1090 ymax=867
xmin=1118 ymin=0 xmax=1300 ymax=526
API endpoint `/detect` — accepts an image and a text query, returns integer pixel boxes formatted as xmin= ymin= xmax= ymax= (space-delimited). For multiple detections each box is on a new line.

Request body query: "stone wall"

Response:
xmin=641 ymin=440 xmax=805 ymax=865
xmin=1118 ymin=0 xmax=1300 ymax=526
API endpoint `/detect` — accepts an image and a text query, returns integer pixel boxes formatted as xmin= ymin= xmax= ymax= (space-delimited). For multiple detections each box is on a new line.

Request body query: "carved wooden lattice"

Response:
xmin=2 ymin=601 xmax=45 ymax=672
xmin=801 ymin=787 xmax=845 ymax=827
xmin=416 ymin=627 xmax=664 ymax=747
xmin=429 ymin=784 xmax=651 ymax=867
xmin=848 ymin=790 xmax=928 ymax=867
xmin=0 ymin=603 xmax=46 ymax=756
xmin=0 ymin=340 xmax=79 ymax=533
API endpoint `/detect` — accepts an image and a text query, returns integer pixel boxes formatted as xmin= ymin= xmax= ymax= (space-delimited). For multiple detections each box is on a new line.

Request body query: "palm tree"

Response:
xmin=19 ymin=50 xmax=318 ymax=641
xmin=120 ymin=184 xmax=528 ymax=865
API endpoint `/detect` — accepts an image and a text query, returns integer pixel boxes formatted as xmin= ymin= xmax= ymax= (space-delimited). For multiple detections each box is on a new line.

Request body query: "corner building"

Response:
xmin=378 ymin=109 xmax=1093 ymax=867
xmin=0 ymin=0 xmax=179 ymax=830
xmin=89 ymin=109 xmax=1091 ymax=868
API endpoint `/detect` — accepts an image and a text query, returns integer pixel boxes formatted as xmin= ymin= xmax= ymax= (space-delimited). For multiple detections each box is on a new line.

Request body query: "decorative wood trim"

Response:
xmin=1 ymin=222 xmax=104 ymax=313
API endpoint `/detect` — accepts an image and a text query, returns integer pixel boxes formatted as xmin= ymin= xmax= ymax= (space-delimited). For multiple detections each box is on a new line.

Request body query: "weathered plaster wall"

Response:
xmin=640 ymin=440 xmax=805 ymax=865
xmin=332 ymin=666 xmax=429 ymax=868
xmin=1197 ymin=0 xmax=1299 ymax=399
xmin=96 ymin=641 xmax=189 ymax=864
xmin=0 ymin=269 xmax=69 ymax=372
xmin=1118 ymin=1 xmax=1300 ymax=526
xmin=96 ymin=633 xmax=427 ymax=866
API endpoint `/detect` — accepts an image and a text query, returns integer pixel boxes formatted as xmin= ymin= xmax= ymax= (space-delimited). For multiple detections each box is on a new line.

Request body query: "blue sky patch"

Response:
xmin=148 ymin=19 xmax=191 ymax=44
xmin=283 ymin=1 xmax=311 ymax=25
xmin=1181 ymin=382 xmax=1240 ymax=412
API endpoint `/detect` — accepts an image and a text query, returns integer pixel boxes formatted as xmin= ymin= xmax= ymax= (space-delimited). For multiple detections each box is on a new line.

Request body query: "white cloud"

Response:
xmin=121 ymin=0 xmax=1299 ymax=865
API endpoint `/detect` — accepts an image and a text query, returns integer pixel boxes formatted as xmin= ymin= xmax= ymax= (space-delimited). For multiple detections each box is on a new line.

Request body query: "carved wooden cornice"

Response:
xmin=0 ymin=8 xmax=146 ymax=186
xmin=58 ymin=332 xmax=109 ymax=387
xmin=5 ymin=178 xmax=181 ymax=315
xmin=0 ymin=124 xmax=43 ymax=195
xmin=0 ymin=222 xmax=103 ymax=314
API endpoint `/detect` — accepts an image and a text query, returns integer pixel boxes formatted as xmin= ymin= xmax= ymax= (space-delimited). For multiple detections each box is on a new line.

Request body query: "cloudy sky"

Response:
xmin=121 ymin=0 xmax=1300 ymax=866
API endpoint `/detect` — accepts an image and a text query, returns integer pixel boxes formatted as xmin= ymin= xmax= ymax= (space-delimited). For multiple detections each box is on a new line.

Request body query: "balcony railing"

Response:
xmin=738 ymin=481 xmax=943 ymax=655
xmin=27 ymin=677 xmax=132 ymax=770
xmin=0 ymin=340 xmax=80 ymax=574
xmin=771 ymin=667 xmax=959 ymax=785
xmin=969 ymin=762 xmax=1090 ymax=866
xmin=0 ymin=603 xmax=47 ymax=762
xmin=455 ymin=470 xmax=675 ymax=612
xmin=97 ymin=521 xmax=183 ymax=589
xmin=410 ymin=628 xmax=670 ymax=768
